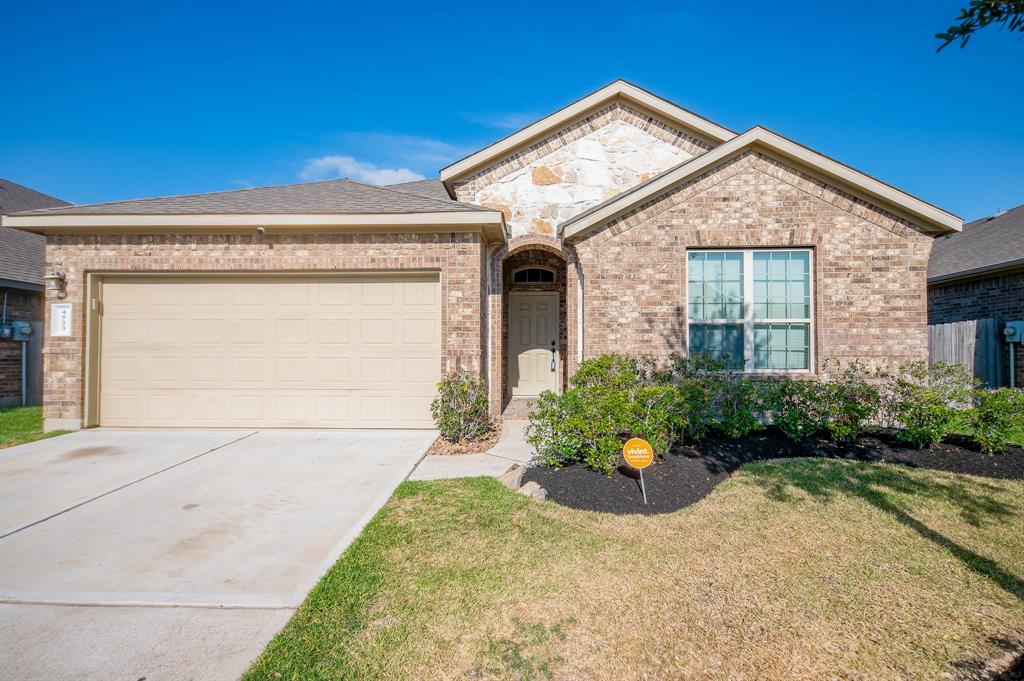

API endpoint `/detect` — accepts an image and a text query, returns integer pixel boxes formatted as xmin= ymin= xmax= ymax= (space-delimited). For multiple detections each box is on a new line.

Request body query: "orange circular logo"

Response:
xmin=622 ymin=438 xmax=654 ymax=469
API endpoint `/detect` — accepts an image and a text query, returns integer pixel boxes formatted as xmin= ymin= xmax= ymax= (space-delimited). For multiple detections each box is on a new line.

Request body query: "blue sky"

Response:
xmin=2 ymin=0 xmax=1021 ymax=221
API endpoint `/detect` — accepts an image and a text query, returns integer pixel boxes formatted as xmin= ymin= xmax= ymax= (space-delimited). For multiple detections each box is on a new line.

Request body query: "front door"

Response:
xmin=508 ymin=292 xmax=558 ymax=397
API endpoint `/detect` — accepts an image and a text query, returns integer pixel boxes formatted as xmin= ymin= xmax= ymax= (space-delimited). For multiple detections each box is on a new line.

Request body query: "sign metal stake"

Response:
xmin=622 ymin=438 xmax=654 ymax=506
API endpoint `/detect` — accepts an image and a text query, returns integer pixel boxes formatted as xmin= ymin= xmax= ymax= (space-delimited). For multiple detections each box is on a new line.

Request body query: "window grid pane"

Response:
xmin=687 ymin=251 xmax=744 ymax=321
xmin=688 ymin=323 xmax=744 ymax=369
xmin=753 ymin=323 xmax=809 ymax=370
xmin=753 ymin=251 xmax=810 ymax=320
xmin=514 ymin=268 xmax=554 ymax=284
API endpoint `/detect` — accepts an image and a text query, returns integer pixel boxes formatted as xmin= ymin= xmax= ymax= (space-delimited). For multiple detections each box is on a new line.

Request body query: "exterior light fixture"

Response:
xmin=44 ymin=269 xmax=67 ymax=295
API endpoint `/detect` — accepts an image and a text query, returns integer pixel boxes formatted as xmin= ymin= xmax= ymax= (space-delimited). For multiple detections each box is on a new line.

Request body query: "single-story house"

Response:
xmin=928 ymin=204 xmax=1024 ymax=387
xmin=0 ymin=179 xmax=71 ymax=407
xmin=1 ymin=81 xmax=962 ymax=432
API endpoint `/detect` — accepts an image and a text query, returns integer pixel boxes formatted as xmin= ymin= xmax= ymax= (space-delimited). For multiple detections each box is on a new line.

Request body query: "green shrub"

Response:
xmin=430 ymin=369 xmax=493 ymax=442
xmin=819 ymin=360 xmax=882 ymax=441
xmin=526 ymin=355 xmax=684 ymax=475
xmin=709 ymin=372 xmax=765 ymax=438
xmin=879 ymin=361 xmax=976 ymax=449
xmin=662 ymin=354 xmax=764 ymax=439
xmin=964 ymin=388 xmax=1024 ymax=454
xmin=762 ymin=378 xmax=825 ymax=441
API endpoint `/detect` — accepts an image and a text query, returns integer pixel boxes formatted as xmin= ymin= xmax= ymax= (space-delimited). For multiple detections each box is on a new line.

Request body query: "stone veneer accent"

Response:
xmin=452 ymin=101 xmax=715 ymax=239
xmin=568 ymin=151 xmax=936 ymax=374
xmin=42 ymin=232 xmax=485 ymax=429
xmin=928 ymin=270 xmax=1024 ymax=387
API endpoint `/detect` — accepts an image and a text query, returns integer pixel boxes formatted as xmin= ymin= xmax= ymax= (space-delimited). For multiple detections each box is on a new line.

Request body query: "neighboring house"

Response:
xmin=0 ymin=179 xmax=71 ymax=408
xmin=928 ymin=204 xmax=1024 ymax=387
xmin=1 ymin=81 xmax=962 ymax=432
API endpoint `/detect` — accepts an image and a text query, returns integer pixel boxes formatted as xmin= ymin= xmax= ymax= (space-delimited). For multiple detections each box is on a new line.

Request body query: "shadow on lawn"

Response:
xmin=746 ymin=459 xmax=1024 ymax=601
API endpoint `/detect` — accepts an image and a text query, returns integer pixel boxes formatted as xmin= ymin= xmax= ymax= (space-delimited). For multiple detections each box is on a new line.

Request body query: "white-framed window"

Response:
xmin=512 ymin=267 xmax=555 ymax=284
xmin=686 ymin=249 xmax=813 ymax=372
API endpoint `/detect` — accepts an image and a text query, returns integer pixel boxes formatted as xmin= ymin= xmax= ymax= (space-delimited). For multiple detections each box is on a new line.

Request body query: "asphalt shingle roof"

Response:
xmin=928 ymin=204 xmax=1024 ymax=281
xmin=0 ymin=179 xmax=70 ymax=286
xmin=10 ymin=178 xmax=483 ymax=217
xmin=384 ymin=178 xmax=454 ymax=202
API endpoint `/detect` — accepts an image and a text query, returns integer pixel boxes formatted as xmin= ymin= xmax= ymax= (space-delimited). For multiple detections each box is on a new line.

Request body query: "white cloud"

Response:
xmin=298 ymin=155 xmax=425 ymax=185
xmin=463 ymin=111 xmax=537 ymax=130
xmin=335 ymin=132 xmax=469 ymax=167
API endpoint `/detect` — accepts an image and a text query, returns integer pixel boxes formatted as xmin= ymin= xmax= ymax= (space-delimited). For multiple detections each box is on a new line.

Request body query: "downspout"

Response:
xmin=485 ymin=244 xmax=498 ymax=402
xmin=575 ymin=260 xmax=584 ymax=364
xmin=21 ymin=337 xmax=27 ymax=407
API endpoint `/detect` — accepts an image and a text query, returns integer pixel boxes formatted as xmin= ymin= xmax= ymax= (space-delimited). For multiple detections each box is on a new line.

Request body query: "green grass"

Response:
xmin=0 ymin=406 xmax=70 ymax=448
xmin=243 ymin=461 xmax=1024 ymax=681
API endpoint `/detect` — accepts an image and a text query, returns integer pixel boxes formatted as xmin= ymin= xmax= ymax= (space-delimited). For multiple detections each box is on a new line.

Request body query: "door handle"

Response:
xmin=550 ymin=341 xmax=556 ymax=371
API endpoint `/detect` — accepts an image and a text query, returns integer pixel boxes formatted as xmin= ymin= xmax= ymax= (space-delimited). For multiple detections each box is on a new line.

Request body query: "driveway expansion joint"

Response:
xmin=0 ymin=430 xmax=259 ymax=540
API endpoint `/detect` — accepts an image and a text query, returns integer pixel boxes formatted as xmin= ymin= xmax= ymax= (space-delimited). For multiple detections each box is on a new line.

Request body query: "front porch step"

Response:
xmin=502 ymin=397 xmax=538 ymax=420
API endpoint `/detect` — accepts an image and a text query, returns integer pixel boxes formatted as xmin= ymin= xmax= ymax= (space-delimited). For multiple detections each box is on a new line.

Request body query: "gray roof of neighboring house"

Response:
xmin=0 ymin=179 xmax=70 ymax=287
xmin=928 ymin=203 xmax=1024 ymax=282
xmin=385 ymin=178 xmax=453 ymax=202
xmin=9 ymin=178 xmax=483 ymax=216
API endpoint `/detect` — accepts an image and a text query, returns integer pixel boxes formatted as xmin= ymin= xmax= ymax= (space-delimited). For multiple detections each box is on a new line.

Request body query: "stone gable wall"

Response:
xmin=42 ymin=232 xmax=485 ymax=429
xmin=452 ymin=102 xmax=714 ymax=239
xmin=570 ymin=151 xmax=935 ymax=373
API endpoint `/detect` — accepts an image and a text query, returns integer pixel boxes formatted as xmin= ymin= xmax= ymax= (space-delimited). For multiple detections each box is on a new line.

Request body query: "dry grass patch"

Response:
xmin=243 ymin=460 xmax=1024 ymax=681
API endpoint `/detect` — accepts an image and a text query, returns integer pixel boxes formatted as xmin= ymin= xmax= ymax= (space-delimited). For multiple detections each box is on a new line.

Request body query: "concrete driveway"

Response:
xmin=0 ymin=428 xmax=434 ymax=681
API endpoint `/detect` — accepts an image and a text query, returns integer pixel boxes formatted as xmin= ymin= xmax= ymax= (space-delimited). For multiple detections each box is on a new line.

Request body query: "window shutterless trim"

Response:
xmin=685 ymin=248 xmax=814 ymax=373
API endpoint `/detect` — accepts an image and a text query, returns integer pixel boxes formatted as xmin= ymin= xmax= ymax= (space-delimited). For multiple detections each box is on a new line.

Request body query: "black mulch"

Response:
xmin=521 ymin=428 xmax=1024 ymax=515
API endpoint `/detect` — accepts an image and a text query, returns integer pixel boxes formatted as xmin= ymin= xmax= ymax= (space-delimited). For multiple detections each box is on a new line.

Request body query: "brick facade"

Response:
xmin=1 ymin=287 xmax=43 ymax=404
xmin=42 ymin=231 xmax=485 ymax=429
xmin=569 ymin=151 xmax=935 ymax=374
xmin=928 ymin=270 xmax=1024 ymax=387
xmin=31 ymin=94 xmax=954 ymax=428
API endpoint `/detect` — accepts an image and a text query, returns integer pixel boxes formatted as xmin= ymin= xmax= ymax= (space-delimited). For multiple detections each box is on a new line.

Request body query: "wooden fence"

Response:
xmin=928 ymin=318 xmax=1001 ymax=387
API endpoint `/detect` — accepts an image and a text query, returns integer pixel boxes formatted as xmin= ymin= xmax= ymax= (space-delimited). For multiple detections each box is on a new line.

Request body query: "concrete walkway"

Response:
xmin=409 ymin=420 xmax=534 ymax=480
xmin=0 ymin=428 xmax=434 ymax=681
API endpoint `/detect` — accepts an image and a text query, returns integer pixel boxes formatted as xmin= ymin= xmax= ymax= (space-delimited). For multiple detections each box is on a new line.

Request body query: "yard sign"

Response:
xmin=622 ymin=438 xmax=653 ymax=504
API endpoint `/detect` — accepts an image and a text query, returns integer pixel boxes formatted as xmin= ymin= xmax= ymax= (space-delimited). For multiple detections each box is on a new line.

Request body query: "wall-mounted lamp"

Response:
xmin=44 ymin=269 xmax=67 ymax=296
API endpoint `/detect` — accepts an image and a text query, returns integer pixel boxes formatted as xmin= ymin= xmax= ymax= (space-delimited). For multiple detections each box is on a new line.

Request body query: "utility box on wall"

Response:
xmin=11 ymin=321 xmax=33 ymax=342
xmin=1004 ymin=320 xmax=1024 ymax=344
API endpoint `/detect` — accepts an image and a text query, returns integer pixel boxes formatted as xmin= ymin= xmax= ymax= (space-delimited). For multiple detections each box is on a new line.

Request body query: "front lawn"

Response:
xmin=0 ymin=406 xmax=70 ymax=449
xmin=244 ymin=460 xmax=1024 ymax=680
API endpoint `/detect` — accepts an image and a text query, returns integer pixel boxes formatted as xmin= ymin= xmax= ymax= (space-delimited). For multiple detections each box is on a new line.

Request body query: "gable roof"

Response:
xmin=2 ymin=178 xmax=506 ymax=242
xmin=560 ymin=126 xmax=962 ymax=241
xmin=385 ymin=178 xmax=452 ymax=202
xmin=10 ymin=178 xmax=481 ymax=216
xmin=928 ymin=204 xmax=1024 ymax=283
xmin=0 ymin=178 xmax=72 ymax=215
xmin=0 ymin=179 xmax=70 ymax=288
xmin=439 ymin=80 xmax=736 ymax=186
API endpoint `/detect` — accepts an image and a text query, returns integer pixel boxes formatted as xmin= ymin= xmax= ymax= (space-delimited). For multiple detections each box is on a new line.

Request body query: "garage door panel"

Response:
xmin=99 ymin=274 xmax=440 ymax=428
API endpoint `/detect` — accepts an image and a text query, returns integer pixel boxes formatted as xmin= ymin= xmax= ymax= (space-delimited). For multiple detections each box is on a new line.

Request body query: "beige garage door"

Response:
xmin=98 ymin=274 xmax=440 ymax=428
